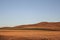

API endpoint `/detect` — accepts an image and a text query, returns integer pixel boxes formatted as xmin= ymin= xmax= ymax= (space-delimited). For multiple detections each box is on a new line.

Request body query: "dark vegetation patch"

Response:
xmin=0 ymin=28 xmax=60 ymax=31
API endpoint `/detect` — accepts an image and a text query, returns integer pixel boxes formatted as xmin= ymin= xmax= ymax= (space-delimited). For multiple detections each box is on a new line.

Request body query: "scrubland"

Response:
xmin=0 ymin=22 xmax=60 ymax=40
xmin=0 ymin=30 xmax=60 ymax=40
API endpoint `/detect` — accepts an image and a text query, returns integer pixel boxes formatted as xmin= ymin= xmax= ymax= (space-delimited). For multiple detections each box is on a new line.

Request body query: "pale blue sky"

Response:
xmin=0 ymin=0 xmax=60 ymax=27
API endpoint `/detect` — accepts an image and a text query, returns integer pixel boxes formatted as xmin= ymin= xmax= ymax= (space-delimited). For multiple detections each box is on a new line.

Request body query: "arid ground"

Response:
xmin=0 ymin=22 xmax=60 ymax=40
xmin=0 ymin=30 xmax=60 ymax=40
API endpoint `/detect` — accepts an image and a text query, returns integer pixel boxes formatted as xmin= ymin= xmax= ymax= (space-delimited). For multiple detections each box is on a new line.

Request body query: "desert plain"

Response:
xmin=0 ymin=22 xmax=60 ymax=40
xmin=0 ymin=30 xmax=60 ymax=40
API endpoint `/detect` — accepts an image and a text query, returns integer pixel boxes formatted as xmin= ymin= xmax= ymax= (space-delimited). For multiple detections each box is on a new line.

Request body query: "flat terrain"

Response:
xmin=0 ymin=30 xmax=60 ymax=40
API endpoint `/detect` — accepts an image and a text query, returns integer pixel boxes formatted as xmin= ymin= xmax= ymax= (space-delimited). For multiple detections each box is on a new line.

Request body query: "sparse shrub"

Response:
xmin=40 ymin=38 xmax=48 ymax=40
xmin=0 ymin=35 xmax=9 ymax=40
xmin=0 ymin=35 xmax=59 ymax=40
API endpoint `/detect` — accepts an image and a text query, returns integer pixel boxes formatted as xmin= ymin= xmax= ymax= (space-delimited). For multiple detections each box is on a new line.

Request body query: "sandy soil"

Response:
xmin=0 ymin=30 xmax=60 ymax=40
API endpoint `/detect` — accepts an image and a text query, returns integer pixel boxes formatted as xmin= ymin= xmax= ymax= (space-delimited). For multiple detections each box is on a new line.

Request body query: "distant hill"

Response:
xmin=14 ymin=22 xmax=60 ymax=27
xmin=0 ymin=22 xmax=60 ymax=31
xmin=14 ymin=22 xmax=60 ymax=30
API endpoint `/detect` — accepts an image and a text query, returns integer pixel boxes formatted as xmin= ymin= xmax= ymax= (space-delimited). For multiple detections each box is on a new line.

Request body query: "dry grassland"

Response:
xmin=0 ymin=30 xmax=60 ymax=40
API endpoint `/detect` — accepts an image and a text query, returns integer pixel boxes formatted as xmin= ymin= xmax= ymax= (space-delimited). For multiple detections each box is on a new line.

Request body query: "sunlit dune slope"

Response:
xmin=14 ymin=22 xmax=60 ymax=30
xmin=0 ymin=22 xmax=60 ymax=31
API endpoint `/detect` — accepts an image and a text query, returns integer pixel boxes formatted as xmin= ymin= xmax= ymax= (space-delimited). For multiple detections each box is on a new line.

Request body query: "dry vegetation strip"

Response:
xmin=0 ymin=30 xmax=60 ymax=40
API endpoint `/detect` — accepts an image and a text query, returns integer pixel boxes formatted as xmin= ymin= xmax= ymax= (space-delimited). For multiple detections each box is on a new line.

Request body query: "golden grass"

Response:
xmin=0 ymin=30 xmax=60 ymax=40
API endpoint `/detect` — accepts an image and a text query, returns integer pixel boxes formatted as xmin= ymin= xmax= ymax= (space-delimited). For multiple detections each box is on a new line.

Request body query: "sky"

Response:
xmin=0 ymin=0 xmax=60 ymax=27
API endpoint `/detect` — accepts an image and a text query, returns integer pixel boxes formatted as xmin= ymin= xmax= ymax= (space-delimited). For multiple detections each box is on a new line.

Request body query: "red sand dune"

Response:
xmin=1 ymin=22 xmax=60 ymax=30
xmin=15 ymin=22 xmax=60 ymax=28
xmin=0 ymin=22 xmax=60 ymax=40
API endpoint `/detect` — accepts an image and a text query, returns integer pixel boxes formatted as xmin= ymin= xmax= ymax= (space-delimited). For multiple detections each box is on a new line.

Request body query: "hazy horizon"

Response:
xmin=0 ymin=0 xmax=60 ymax=27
